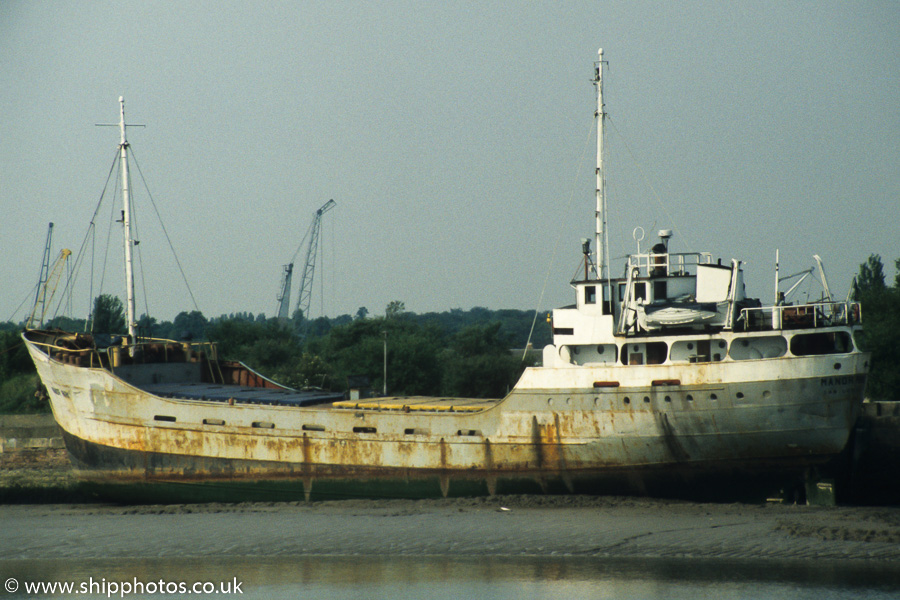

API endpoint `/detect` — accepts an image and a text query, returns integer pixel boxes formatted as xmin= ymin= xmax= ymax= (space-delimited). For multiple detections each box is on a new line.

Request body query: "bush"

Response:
xmin=0 ymin=374 xmax=48 ymax=414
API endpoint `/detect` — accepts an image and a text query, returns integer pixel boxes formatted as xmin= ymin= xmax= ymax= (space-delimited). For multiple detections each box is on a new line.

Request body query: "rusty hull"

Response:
xmin=24 ymin=337 xmax=867 ymax=501
xmin=21 ymin=325 xmax=869 ymax=502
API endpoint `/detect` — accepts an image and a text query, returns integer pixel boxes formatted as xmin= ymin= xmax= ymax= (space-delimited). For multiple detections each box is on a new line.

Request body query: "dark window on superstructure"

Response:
xmin=647 ymin=342 xmax=668 ymax=364
xmin=634 ymin=282 xmax=647 ymax=302
xmin=790 ymin=331 xmax=853 ymax=356
xmin=619 ymin=341 xmax=668 ymax=365
xmin=697 ymin=340 xmax=710 ymax=361
xmin=584 ymin=285 xmax=596 ymax=304
xmin=653 ymin=280 xmax=667 ymax=301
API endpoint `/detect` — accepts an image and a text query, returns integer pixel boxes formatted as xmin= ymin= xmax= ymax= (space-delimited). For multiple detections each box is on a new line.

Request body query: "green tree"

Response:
xmin=91 ymin=294 xmax=126 ymax=334
xmin=47 ymin=315 xmax=87 ymax=332
xmin=172 ymin=310 xmax=208 ymax=341
xmin=854 ymin=255 xmax=900 ymax=400
xmin=0 ymin=330 xmax=44 ymax=413
xmin=0 ymin=331 xmax=32 ymax=381
xmin=308 ymin=316 xmax=442 ymax=395
xmin=853 ymin=254 xmax=886 ymax=296
xmin=385 ymin=300 xmax=406 ymax=319
xmin=440 ymin=322 xmax=524 ymax=398
xmin=270 ymin=352 xmax=331 ymax=390
xmin=137 ymin=314 xmax=158 ymax=338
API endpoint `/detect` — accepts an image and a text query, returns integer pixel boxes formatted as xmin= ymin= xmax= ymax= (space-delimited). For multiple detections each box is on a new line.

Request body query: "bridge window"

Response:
xmin=790 ymin=331 xmax=853 ymax=356
xmin=729 ymin=336 xmax=787 ymax=360
xmin=634 ymin=282 xmax=647 ymax=302
xmin=654 ymin=280 xmax=667 ymax=301
xmin=620 ymin=341 xmax=668 ymax=365
xmin=670 ymin=339 xmax=726 ymax=363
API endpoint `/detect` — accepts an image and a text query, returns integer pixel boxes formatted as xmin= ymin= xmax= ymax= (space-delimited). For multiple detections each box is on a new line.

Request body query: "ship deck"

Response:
xmin=140 ymin=382 xmax=500 ymax=413
xmin=333 ymin=396 xmax=500 ymax=413
xmin=142 ymin=382 xmax=343 ymax=407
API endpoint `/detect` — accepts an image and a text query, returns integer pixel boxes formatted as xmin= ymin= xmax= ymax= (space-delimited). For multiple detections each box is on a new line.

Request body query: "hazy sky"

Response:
xmin=2 ymin=1 xmax=898 ymax=324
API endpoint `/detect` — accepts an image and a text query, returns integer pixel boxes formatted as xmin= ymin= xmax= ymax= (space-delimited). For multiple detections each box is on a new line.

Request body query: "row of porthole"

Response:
xmin=546 ymin=391 xmax=764 ymax=406
xmin=154 ymin=415 xmax=324 ymax=431
xmin=153 ymin=416 xmax=479 ymax=437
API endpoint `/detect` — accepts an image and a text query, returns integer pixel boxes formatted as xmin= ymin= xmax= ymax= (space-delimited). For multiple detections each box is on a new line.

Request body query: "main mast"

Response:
xmin=118 ymin=97 xmax=137 ymax=340
xmin=593 ymin=48 xmax=608 ymax=281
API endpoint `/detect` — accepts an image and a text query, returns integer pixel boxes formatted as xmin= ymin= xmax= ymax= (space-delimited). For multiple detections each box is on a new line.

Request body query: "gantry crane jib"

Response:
xmin=295 ymin=199 xmax=336 ymax=321
xmin=275 ymin=263 xmax=294 ymax=320
xmin=316 ymin=199 xmax=336 ymax=217
xmin=274 ymin=200 xmax=335 ymax=322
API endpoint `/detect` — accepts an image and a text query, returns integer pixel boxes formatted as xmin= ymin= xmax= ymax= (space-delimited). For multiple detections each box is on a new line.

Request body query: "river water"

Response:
xmin=3 ymin=556 xmax=898 ymax=599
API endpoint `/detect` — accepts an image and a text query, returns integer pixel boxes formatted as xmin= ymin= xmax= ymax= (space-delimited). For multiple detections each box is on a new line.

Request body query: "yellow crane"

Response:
xmin=27 ymin=248 xmax=72 ymax=329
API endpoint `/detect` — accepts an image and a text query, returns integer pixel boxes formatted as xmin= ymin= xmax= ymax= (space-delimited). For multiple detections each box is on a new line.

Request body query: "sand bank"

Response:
xmin=2 ymin=496 xmax=898 ymax=562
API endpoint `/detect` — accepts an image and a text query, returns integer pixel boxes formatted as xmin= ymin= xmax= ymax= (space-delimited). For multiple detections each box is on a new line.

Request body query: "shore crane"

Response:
xmin=32 ymin=223 xmax=54 ymax=317
xmin=27 ymin=248 xmax=72 ymax=329
xmin=276 ymin=199 xmax=336 ymax=323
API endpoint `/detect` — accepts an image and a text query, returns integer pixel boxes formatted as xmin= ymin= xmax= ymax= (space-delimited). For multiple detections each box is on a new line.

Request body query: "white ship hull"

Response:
xmin=25 ymin=329 xmax=866 ymax=501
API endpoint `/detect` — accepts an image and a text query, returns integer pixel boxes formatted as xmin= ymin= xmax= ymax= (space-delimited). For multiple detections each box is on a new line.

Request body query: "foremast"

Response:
xmin=117 ymin=97 xmax=138 ymax=340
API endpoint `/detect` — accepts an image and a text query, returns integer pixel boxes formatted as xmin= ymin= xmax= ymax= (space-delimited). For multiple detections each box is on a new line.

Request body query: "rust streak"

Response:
xmin=657 ymin=412 xmax=690 ymax=462
xmin=530 ymin=416 xmax=544 ymax=468
xmin=554 ymin=413 xmax=574 ymax=493
xmin=439 ymin=438 xmax=450 ymax=498
xmin=483 ymin=438 xmax=496 ymax=496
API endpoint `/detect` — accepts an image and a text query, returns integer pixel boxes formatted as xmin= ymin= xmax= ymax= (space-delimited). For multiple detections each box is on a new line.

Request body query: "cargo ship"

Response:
xmin=23 ymin=50 xmax=869 ymax=502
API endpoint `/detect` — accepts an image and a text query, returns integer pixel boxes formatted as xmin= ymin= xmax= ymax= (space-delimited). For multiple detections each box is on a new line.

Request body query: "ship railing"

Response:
xmin=23 ymin=331 xmax=104 ymax=368
xmin=737 ymin=301 xmax=862 ymax=332
xmin=28 ymin=340 xmax=105 ymax=368
xmin=103 ymin=338 xmax=224 ymax=383
xmin=27 ymin=332 xmax=223 ymax=381
xmin=110 ymin=338 xmax=217 ymax=365
xmin=103 ymin=338 xmax=218 ymax=366
xmin=626 ymin=251 xmax=713 ymax=278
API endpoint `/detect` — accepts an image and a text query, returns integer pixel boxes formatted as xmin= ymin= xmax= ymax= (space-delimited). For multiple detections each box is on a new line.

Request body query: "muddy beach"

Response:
xmin=2 ymin=495 xmax=899 ymax=563
xmin=2 ymin=446 xmax=899 ymax=565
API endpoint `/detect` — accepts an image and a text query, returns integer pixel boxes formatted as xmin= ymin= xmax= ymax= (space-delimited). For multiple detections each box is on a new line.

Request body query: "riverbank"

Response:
xmin=0 ymin=447 xmax=80 ymax=503
xmin=2 ymin=496 xmax=899 ymax=562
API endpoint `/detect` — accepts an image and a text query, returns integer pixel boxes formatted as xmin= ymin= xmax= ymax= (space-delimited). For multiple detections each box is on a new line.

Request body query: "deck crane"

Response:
xmin=275 ymin=199 xmax=336 ymax=324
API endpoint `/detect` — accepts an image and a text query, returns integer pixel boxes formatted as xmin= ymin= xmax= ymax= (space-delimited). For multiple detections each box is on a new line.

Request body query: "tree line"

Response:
xmin=851 ymin=254 xmax=900 ymax=402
